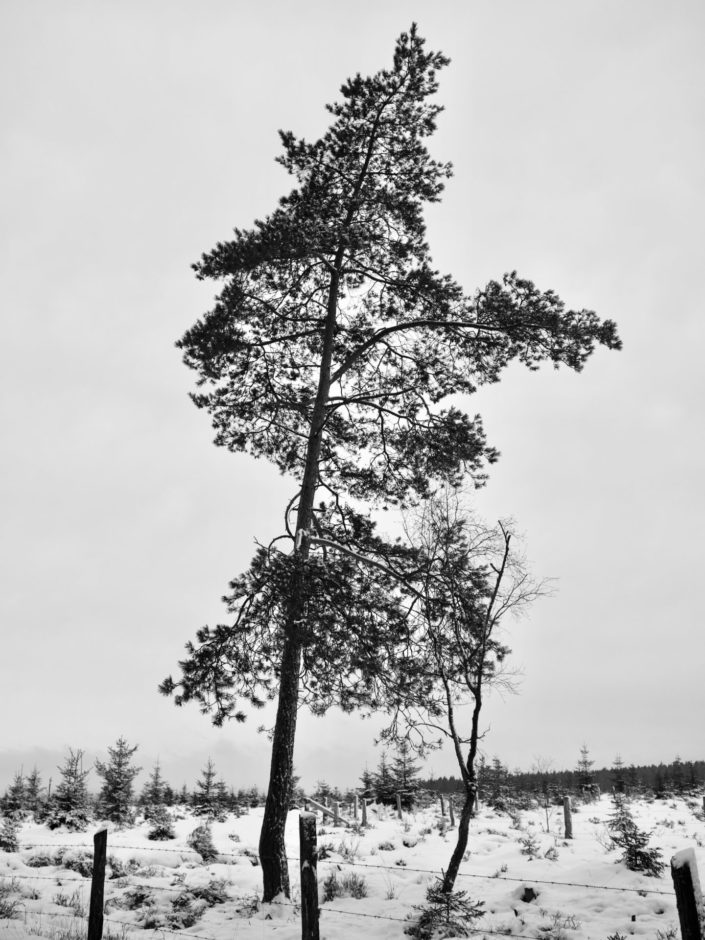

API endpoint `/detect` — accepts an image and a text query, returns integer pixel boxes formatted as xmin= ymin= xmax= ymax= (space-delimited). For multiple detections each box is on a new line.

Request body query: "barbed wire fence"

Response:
xmin=1 ymin=802 xmax=702 ymax=940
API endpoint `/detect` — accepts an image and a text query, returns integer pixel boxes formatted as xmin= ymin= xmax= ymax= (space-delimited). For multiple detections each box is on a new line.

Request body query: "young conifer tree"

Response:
xmin=161 ymin=25 xmax=621 ymax=899
xmin=141 ymin=760 xmax=167 ymax=821
xmin=192 ymin=759 xmax=227 ymax=821
xmin=48 ymin=748 xmax=91 ymax=831
xmin=24 ymin=768 xmax=44 ymax=817
xmin=392 ymin=741 xmax=422 ymax=809
xmin=373 ymin=753 xmax=397 ymax=805
xmin=95 ymin=737 xmax=141 ymax=828
xmin=2 ymin=771 xmax=26 ymax=814
xmin=576 ymin=744 xmax=595 ymax=788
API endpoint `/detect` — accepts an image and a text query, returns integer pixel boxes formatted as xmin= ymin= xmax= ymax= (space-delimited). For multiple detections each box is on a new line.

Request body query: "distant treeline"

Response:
xmin=422 ymin=756 xmax=705 ymax=798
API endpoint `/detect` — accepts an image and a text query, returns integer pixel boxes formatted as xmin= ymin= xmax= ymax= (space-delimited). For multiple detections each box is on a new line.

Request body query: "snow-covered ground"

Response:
xmin=1 ymin=793 xmax=703 ymax=939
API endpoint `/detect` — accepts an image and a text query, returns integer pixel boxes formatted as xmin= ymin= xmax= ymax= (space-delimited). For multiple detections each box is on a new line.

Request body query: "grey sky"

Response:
xmin=1 ymin=0 xmax=703 ymax=791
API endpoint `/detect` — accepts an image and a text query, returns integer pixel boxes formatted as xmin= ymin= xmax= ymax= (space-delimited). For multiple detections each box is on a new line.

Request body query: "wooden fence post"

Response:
xmin=396 ymin=792 xmax=403 ymax=820
xmin=333 ymin=800 xmax=341 ymax=826
xmin=563 ymin=796 xmax=573 ymax=840
xmin=448 ymin=798 xmax=455 ymax=828
xmin=299 ymin=812 xmax=320 ymax=940
xmin=361 ymin=798 xmax=368 ymax=827
xmin=671 ymin=848 xmax=703 ymax=940
xmin=440 ymin=793 xmax=446 ymax=817
xmin=353 ymin=793 xmax=359 ymax=822
xmin=88 ymin=828 xmax=107 ymax=940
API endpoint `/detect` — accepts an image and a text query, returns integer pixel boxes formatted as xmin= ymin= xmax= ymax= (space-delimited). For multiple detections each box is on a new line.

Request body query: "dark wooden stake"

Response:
xmin=448 ymin=797 xmax=455 ymax=828
xmin=563 ymin=796 xmax=573 ymax=840
xmin=299 ymin=812 xmax=320 ymax=940
xmin=671 ymin=848 xmax=703 ymax=940
xmin=361 ymin=798 xmax=368 ymax=827
xmin=333 ymin=800 xmax=340 ymax=826
xmin=353 ymin=793 xmax=359 ymax=821
xmin=440 ymin=793 xmax=446 ymax=817
xmin=88 ymin=828 xmax=107 ymax=940
xmin=396 ymin=792 xmax=403 ymax=820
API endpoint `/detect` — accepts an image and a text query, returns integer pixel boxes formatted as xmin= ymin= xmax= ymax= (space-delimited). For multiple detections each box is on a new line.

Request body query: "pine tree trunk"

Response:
xmin=257 ymin=259 xmax=342 ymax=901
xmin=441 ymin=786 xmax=476 ymax=893
xmin=258 ymin=630 xmax=302 ymax=900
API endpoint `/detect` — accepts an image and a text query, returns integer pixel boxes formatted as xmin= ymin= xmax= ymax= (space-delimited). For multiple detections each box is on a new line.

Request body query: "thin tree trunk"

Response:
xmin=441 ymin=785 xmax=476 ymax=893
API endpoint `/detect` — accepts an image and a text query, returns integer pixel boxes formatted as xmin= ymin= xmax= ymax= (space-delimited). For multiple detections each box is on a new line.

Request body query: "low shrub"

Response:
xmin=322 ymin=872 xmax=368 ymax=901
xmin=187 ymin=824 xmax=218 ymax=863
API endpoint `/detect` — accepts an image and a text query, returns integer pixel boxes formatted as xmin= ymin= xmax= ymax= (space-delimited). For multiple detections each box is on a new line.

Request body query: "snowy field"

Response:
xmin=1 ymin=794 xmax=703 ymax=939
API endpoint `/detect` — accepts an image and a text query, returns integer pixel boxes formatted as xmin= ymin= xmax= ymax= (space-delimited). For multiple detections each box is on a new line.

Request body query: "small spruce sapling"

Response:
xmin=95 ymin=737 xmax=141 ymax=828
xmin=407 ymin=880 xmax=484 ymax=939
xmin=0 ymin=814 xmax=21 ymax=852
xmin=147 ymin=805 xmax=176 ymax=841
xmin=141 ymin=761 xmax=168 ymax=821
xmin=607 ymin=795 xmax=664 ymax=876
xmin=192 ymin=759 xmax=228 ymax=821
xmin=46 ymin=748 xmax=91 ymax=831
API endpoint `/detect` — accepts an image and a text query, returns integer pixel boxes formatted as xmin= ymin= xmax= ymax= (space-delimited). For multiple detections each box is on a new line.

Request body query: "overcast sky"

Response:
xmin=1 ymin=0 xmax=703 ymax=793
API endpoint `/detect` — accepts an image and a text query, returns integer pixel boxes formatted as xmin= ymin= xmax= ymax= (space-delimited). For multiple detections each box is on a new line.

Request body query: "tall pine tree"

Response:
xmin=161 ymin=25 xmax=620 ymax=899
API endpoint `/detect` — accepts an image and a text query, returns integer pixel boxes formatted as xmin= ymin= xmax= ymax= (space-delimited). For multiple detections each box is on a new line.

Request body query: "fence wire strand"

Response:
xmin=12 ymin=841 xmax=678 ymax=897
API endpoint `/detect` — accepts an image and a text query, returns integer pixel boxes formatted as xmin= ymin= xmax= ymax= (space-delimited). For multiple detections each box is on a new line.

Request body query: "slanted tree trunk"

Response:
xmin=258 ymin=262 xmax=342 ymax=900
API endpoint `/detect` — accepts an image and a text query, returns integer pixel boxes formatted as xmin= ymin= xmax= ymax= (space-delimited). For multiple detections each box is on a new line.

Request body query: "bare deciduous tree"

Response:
xmin=385 ymin=491 xmax=550 ymax=892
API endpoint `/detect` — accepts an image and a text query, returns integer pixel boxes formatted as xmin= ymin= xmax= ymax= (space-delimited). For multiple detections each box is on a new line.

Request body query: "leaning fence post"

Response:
xmin=396 ymin=792 xmax=403 ymax=820
xmin=440 ymin=793 xmax=446 ymax=817
xmin=563 ymin=796 xmax=573 ymax=840
xmin=88 ymin=828 xmax=107 ymax=940
xmin=448 ymin=797 xmax=455 ymax=828
xmin=299 ymin=812 xmax=320 ymax=940
xmin=361 ymin=798 xmax=368 ymax=827
xmin=353 ymin=793 xmax=359 ymax=821
xmin=671 ymin=849 xmax=703 ymax=940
